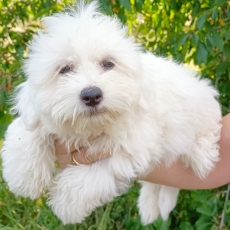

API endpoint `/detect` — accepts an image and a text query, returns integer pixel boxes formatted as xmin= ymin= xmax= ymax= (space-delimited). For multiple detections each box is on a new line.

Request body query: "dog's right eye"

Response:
xmin=102 ymin=61 xmax=115 ymax=70
xmin=60 ymin=65 xmax=72 ymax=74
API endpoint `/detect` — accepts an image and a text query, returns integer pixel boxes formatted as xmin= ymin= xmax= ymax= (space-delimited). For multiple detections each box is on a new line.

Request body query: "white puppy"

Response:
xmin=2 ymin=1 xmax=221 ymax=225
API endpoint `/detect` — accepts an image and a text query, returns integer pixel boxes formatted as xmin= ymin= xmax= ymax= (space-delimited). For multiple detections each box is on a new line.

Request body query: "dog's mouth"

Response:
xmin=86 ymin=107 xmax=105 ymax=117
xmin=83 ymin=107 xmax=121 ymax=122
xmin=90 ymin=110 xmax=103 ymax=116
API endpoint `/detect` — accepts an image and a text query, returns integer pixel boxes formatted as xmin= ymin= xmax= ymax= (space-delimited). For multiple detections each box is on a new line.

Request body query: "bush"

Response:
xmin=0 ymin=0 xmax=229 ymax=229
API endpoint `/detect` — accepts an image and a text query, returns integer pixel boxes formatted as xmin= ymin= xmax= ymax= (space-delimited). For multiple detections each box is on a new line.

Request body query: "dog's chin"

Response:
xmin=85 ymin=107 xmax=105 ymax=117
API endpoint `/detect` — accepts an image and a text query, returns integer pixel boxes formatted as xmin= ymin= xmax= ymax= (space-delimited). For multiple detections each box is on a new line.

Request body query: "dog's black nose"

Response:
xmin=80 ymin=87 xmax=103 ymax=107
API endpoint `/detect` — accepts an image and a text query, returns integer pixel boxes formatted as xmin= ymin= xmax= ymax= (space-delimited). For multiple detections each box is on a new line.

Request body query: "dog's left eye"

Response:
xmin=60 ymin=65 xmax=72 ymax=74
xmin=102 ymin=61 xmax=115 ymax=70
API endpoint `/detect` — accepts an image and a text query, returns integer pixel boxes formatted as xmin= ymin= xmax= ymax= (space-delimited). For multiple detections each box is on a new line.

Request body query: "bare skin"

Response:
xmin=55 ymin=114 xmax=230 ymax=190
xmin=55 ymin=143 xmax=109 ymax=168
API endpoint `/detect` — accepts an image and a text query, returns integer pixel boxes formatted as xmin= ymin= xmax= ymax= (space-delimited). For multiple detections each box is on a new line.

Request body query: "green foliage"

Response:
xmin=125 ymin=0 xmax=230 ymax=114
xmin=0 ymin=0 xmax=230 ymax=229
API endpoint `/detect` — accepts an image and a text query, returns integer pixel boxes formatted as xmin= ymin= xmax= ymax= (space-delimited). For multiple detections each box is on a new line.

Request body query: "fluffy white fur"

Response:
xmin=2 ymin=1 xmax=221 ymax=225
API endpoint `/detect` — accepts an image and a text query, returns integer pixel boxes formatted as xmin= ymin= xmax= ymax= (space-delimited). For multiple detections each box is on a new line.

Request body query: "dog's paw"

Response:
xmin=138 ymin=182 xmax=160 ymax=225
xmin=2 ymin=118 xmax=55 ymax=199
xmin=48 ymin=164 xmax=120 ymax=224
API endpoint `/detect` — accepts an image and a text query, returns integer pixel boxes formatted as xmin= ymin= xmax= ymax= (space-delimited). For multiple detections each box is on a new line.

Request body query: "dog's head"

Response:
xmin=13 ymin=1 xmax=145 ymax=135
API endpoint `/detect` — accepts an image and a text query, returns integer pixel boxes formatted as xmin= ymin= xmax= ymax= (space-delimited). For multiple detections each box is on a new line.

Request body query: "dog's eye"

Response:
xmin=60 ymin=65 xmax=72 ymax=74
xmin=102 ymin=61 xmax=115 ymax=70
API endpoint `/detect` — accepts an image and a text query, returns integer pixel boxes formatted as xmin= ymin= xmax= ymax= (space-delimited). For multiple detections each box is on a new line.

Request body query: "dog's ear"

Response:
xmin=139 ymin=95 xmax=149 ymax=112
xmin=139 ymin=94 xmax=150 ymax=112
xmin=11 ymin=82 xmax=39 ymax=130
xmin=138 ymin=81 xmax=150 ymax=112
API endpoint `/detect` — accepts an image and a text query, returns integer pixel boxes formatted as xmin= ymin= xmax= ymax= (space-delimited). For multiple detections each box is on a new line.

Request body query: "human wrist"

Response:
xmin=55 ymin=149 xmax=95 ymax=169
xmin=71 ymin=149 xmax=94 ymax=165
xmin=56 ymin=153 xmax=72 ymax=169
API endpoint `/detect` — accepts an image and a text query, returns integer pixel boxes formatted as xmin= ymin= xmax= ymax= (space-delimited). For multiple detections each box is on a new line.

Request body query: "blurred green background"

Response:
xmin=0 ymin=0 xmax=230 ymax=229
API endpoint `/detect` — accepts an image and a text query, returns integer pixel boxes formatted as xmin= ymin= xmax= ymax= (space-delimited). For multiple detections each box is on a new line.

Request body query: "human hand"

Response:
xmin=55 ymin=140 xmax=111 ymax=169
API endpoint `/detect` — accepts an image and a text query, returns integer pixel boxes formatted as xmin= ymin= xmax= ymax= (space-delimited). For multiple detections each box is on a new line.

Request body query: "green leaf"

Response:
xmin=118 ymin=7 xmax=127 ymax=23
xmin=153 ymin=217 xmax=171 ymax=230
xmin=212 ymin=0 xmax=226 ymax=7
xmin=135 ymin=0 xmax=144 ymax=12
xmin=99 ymin=0 xmax=113 ymax=14
xmin=195 ymin=215 xmax=212 ymax=230
xmin=225 ymin=30 xmax=230 ymax=40
xmin=205 ymin=40 xmax=215 ymax=56
xmin=196 ymin=206 xmax=214 ymax=216
xmin=221 ymin=105 xmax=229 ymax=115
xmin=216 ymin=60 xmax=228 ymax=77
xmin=0 ymin=113 xmax=12 ymax=138
xmin=148 ymin=31 xmax=155 ymax=39
xmin=196 ymin=222 xmax=212 ymax=230
xmin=212 ymin=7 xmax=218 ymax=20
xmin=212 ymin=30 xmax=224 ymax=50
xmin=181 ymin=41 xmax=189 ymax=60
xmin=196 ymin=15 xmax=206 ymax=30
xmin=192 ymin=5 xmax=199 ymax=16
xmin=228 ymin=8 xmax=230 ymax=18
xmin=177 ymin=33 xmax=189 ymax=47
xmin=224 ymin=44 xmax=230 ymax=58
xmin=196 ymin=42 xmax=208 ymax=64
xmin=180 ymin=222 xmax=194 ymax=230
xmin=97 ymin=202 xmax=113 ymax=230
xmin=229 ymin=68 xmax=230 ymax=81
xmin=192 ymin=34 xmax=199 ymax=46
xmin=33 ymin=8 xmax=52 ymax=20
xmin=119 ymin=0 xmax=131 ymax=11
xmin=207 ymin=35 xmax=214 ymax=46
xmin=205 ymin=36 xmax=215 ymax=55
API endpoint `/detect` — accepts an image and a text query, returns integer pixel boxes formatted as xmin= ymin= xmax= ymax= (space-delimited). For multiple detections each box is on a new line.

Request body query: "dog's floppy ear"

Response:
xmin=139 ymin=95 xmax=149 ymax=112
xmin=11 ymin=81 xmax=39 ymax=130
xmin=138 ymin=80 xmax=150 ymax=112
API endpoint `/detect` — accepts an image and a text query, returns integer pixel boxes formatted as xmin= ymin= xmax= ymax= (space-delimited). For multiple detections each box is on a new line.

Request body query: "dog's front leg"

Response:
xmin=2 ymin=117 xmax=56 ymax=199
xmin=48 ymin=160 xmax=124 ymax=225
